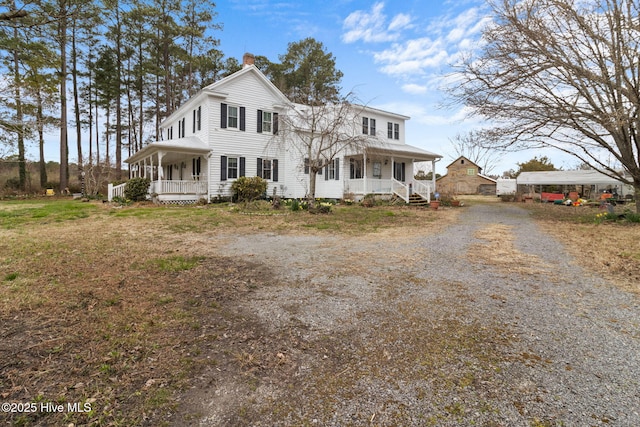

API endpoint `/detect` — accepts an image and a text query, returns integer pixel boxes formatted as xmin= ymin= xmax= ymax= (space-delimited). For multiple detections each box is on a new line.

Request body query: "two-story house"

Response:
xmin=109 ymin=53 xmax=442 ymax=204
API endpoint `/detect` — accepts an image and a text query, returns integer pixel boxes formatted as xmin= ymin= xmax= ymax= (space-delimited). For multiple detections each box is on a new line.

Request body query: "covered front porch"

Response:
xmin=109 ymin=138 xmax=211 ymax=204
xmin=343 ymin=143 xmax=440 ymax=203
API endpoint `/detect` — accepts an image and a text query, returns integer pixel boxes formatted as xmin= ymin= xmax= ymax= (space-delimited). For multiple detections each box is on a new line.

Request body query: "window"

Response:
xmin=350 ymin=158 xmax=363 ymax=179
xmin=373 ymin=162 xmax=381 ymax=179
xmin=393 ymin=162 xmax=406 ymax=181
xmin=387 ymin=122 xmax=393 ymax=139
xmin=362 ymin=117 xmax=369 ymax=135
xmin=262 ymin=111 xmax=272 ymax=133
xmin=192 ymin=157 xmax=201 ymax=179
xmin=262 ymin=159 xmax=271 ymax=180
xmin=193 ymin=106 xmax=201 ymax=133
xmin=228 ymin=157 xmax=238 ymax=179
xmin=258 ymin=110 xmax=277 ymax=134
xmin=394 ymin=123 xmax=400 ymax=140
xmin=325 ymin=159 xmax=340 ymax=180
xmin=221 ymin=103 xmax=245 ymax=130
xmin=228 ymin=106 xmax=238 ymax=128
xmin=220 ymin=156 xmax=245 ymax=181
xmin=467 ymin=168 xmax=476 ymax=176
xmin=370 ymin=119 xmax=376 ymax=136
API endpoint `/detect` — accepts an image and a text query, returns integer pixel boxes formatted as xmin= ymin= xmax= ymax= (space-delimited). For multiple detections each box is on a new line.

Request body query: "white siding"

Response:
xmin=204 ymin=70 xmax=286 ymax=198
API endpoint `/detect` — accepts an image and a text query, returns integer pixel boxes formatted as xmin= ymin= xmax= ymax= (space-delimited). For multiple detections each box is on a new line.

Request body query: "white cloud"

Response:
xmin=365 ymin=5 xmax=491 ymax=78
xmin=402 ymin=83 xmax=428 ymax=95
xmin=373 ymin=38 xmax=451 ymax=76
xmin=342 ymin=2 xmax=413 ymax=44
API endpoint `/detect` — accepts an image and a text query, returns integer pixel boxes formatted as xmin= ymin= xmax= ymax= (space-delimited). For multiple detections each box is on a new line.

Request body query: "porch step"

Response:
xmin=408 ymin=193 xmax=428 ymax=206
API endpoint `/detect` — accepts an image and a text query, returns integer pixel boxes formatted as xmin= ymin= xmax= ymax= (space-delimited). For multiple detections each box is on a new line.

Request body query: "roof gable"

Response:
xmin=203 ymin=65 xmax=290 ymax=105
xmin=445 ymin=156 xmax=481 ymax=170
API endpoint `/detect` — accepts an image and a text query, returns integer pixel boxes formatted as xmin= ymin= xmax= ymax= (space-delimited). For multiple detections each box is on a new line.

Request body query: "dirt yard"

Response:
xmin=1 ymin=199 xmax=639 ymax=426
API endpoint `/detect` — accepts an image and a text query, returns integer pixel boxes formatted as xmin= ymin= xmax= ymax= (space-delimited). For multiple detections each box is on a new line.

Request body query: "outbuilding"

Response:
xmin=516 ymin=170 xmax=634 ymax=199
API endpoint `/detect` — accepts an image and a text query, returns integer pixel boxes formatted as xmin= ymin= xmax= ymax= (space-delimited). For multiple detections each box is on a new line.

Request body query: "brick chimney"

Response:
xmin=242 ymin=52 xmax=255 ymax=68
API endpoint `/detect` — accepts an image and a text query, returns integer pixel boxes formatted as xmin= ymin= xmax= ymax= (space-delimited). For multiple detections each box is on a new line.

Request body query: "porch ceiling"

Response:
xmin=126 ymin=137 xmax=210 ymax=164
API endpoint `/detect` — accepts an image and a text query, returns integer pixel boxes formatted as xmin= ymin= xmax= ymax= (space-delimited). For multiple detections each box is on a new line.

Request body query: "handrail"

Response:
xmin=391 ymin=179 xmax=408 ymax=202
xmin=412 ymin=180 xmax=432 ymax=202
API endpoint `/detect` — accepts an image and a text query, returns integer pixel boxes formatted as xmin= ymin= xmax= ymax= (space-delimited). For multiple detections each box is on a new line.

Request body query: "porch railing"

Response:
xmin=151 ymin=180 xmax=208 ymax=195
xmin=344 ymin=178 xmax=392 ymax=195
xmin=413 ymin=180 xmax=433 ymax=202
xmin=107 ymin=183 xmax=126 ymax=202
xmin=344 ymin=178 xmax=434 ymax=204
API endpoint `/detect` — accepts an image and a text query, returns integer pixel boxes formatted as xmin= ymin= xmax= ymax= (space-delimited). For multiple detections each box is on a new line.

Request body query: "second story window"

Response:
xmin=387 ymin=122 xmax=393 ymax=139
xmin=263 ymin=112 xmax=272 ymax=133
xmin=394 ymin=123 xmax=400 ymax=140
xmin=362 ymin=117 xmax=369 ymax=135
xmin=221 ymin=103 xmax=245 ymax=130
xmin=228 ymin=106 xmax=238 ymax=128
xmin=370 ymin=118 xmax=376 ymax=136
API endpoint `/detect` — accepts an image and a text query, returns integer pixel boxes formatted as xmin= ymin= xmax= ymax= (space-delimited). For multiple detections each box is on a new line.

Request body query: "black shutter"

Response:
xmin=334 ymin=158 xmax=340 ymax=180
xmin=192 ymin=110 xmax=196 ymax=133
xmin=239 ymin=157 xmax=246 ymax=177
xmin=304 ymin=158 xmax=309 ymax=174
xmin=273 ymin=159 xmax=278 ymax=182
xmin=273 ymin=113 xmax=278 ymax=134
xmin=220 ymin=103 xmax=227 ymax=128
xmin=257 ymin=158 xmax=262 ymax=177
xmin=240 ymin=107 xmax=246 ymax=131
xmin=220 ymin=156 xmax=227 ymax=181
xmin=325 ymin=164 xmax=329 ymax=180
xmin=401 ymin=162 xmax=406 ymax=182
xmin=257 ymin=110 xmax=263 ymax=133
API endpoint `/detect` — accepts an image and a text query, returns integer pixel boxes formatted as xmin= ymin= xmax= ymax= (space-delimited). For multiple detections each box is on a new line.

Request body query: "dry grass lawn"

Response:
xmin=0 ymin=199 xmax=455 ymax=426
xmin=1 ymin=197 xmax=638 ymax=425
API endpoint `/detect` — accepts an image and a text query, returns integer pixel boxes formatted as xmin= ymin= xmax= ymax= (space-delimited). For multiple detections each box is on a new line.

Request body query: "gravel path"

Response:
xmin=191 ymin=203 xmax=640 ymax=426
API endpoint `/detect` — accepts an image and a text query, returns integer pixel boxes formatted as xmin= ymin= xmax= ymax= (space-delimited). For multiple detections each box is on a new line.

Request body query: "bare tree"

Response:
xmin=276 ymin=94 xmax=370 ymax=208
xmin=449 ymin=130 xmax=504 ymax=175
xmin=448 ymin=0 xmax=640 ymax=211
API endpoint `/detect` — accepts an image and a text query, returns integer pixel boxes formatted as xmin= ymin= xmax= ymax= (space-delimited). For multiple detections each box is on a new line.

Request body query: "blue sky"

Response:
xmin=214 ymin=0 xmax=577 ymax=175
xmin=25 ymin=0 xmax=577 ymax=175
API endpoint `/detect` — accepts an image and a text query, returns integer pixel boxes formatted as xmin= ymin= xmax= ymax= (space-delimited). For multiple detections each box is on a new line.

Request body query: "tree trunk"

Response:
xmin=37 ymin=90 xmax=47 ymax=188
xmin=72 ymin=21 xmax=83 ymax=176
xmin=115 ymin=2 xmax=122 ymax=180
xmin=308 ymin=168 xmax=317 ymax=209
xmin=12 ymin=11 xmax=26 ymax=191
xmin=59 ymin=0 xmax=69 ymax=192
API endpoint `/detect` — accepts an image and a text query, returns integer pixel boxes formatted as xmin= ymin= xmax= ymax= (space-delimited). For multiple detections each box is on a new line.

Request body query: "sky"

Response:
xmin=26 ymin=0 xmax=580 ymax=176
xmin=212 ymin=0 xmax=580 ymax=175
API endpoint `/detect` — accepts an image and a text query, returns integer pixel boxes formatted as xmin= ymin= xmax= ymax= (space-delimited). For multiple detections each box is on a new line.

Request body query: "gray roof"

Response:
xmin=517 ymin=170 xmax=623 ymax=185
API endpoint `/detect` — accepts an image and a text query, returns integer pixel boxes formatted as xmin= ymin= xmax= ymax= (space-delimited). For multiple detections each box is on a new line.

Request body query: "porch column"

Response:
xmin=143 ymin=158 xmax=147 ymax=178
xmin=157 ymin=151 xmax=164 ymax=194
xmin=431 ymin=159 xmax=436 ymax=195
xmin=391 ymin=156 xmax=395 ymax=181
xmin=363 ymin=152 xmax=368 ymax=194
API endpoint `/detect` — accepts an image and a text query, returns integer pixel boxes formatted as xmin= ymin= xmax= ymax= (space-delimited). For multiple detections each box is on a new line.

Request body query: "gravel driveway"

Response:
xmin=185 ymin=203 xmax=640 ymax=426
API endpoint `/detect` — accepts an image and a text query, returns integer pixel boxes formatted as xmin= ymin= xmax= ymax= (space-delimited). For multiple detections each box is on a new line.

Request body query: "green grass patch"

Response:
xmin=4 ymin=272 xmax=18 ymax=281
xmin=0 ymin=199 xmax=98 ymax=228
xmin=151 ymin=255 xmax=204 ymax=272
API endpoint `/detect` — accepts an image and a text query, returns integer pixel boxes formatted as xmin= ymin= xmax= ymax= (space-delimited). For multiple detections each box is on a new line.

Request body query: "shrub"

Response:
xmin=231 ymin=176 xmax=267 ymax=202
xmin=124 ymin=177 xmax=151 ymax=202
xmin=309 ymin=202 xmax=333 ymax=214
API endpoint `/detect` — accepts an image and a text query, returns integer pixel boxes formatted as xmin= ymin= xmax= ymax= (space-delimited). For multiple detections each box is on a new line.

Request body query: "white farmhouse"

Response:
xmin=109 ymin=54 xmax=442 ymax=204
